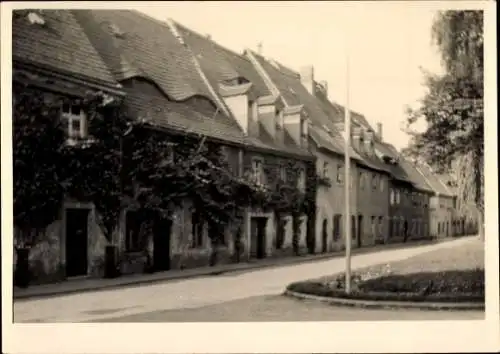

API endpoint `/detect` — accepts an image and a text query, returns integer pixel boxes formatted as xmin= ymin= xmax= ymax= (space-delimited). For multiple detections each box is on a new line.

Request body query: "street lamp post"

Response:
xmin=344 ymin=41 xmax=352 ymax=294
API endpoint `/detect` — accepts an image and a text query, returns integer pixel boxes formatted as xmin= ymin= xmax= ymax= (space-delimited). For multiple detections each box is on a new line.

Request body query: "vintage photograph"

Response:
xmin=7 ymin=1 xmax=488 ymax=327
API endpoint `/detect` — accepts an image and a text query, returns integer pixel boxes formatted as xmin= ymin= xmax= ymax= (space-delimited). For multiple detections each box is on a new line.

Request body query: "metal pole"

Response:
xmin=344 ymin=42 xmax=352 ymax=294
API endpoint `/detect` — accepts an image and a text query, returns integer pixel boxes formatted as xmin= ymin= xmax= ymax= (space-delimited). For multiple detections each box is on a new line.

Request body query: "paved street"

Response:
xmin=94 ymin=294 xmax=483 ymax=322
xmin=14 ymin=237 xmax=481 ymax=323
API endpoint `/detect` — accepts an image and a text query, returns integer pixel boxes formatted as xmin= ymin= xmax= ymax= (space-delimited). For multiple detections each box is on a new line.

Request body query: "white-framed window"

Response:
xmin=390 ymin=189 xmax=395 ymax=205
xmin=252 ymin=158 xmax=264 ymax=185
xmin=61 ymin=103 xmax=87 ymax=140
xmin=297 ymin=167 xmax=306 ymax=192
xmin=277 ymin=163 xmax=285 ymax=182
xmin=396 ymin=189 xmax=401 ymax=204
xmin=322 ymin=161 xmax=329 ymax=178
xmin=379 ymin=177 xmax=384 ymax=192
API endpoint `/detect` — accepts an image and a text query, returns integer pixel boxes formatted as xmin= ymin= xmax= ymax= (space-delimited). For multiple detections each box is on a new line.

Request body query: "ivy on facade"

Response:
xmin=13 ymin=85 xmax=318 ymax=250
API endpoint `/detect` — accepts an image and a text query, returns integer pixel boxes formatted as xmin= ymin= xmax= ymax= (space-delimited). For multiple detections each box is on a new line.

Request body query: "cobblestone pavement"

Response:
xmin=14 ymin=237 xmax=477 ymax=323
xmin=93 ymin=294 xmax=484 ymax=322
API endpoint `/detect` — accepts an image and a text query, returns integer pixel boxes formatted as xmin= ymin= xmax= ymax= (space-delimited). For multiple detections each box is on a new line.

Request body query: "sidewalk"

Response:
xmin=13 ymin=237 xmax=456 ymax=301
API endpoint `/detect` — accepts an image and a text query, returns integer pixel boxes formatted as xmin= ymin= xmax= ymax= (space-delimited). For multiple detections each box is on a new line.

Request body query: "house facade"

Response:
xmin=12 ymin=9 xmax=126 ymax=284
xmin=246 ymin=56 xmax=365 ymax=253
xmin=315 ymin=90 xmax=391 ymax=248
xmin=13 ymin=10 xmax=317 ymax=285
xmin=413 ymin=163 xmax=457 ymax=238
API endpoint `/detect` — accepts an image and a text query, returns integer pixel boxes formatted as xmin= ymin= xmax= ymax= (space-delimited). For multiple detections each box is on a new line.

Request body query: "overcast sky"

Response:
xmin=139 ymin=1 xmax=444 ymax=150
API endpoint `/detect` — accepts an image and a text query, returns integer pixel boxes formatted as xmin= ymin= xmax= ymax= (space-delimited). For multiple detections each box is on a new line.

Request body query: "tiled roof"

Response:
xmin=249 ymin=53 xmax=365 ymax=160
xmin=169 ymin=24 xmax=310 ymax=158
xmin=72 ymin=10 xmax=218 ymax=103
xmin=414 ymin=163 xmax=454 ymax=197
xmin=174 ymin=23 xmax=271 ymax=98
xmin=397 ymin=157 xmax=434 ymax=193
xmin=12 ymin=9 xmax=117 ymax=86
xmin=373 ymin=141 xmax=411 ymax=182
xmin=123 ymin=87 xmax=247 ymax=145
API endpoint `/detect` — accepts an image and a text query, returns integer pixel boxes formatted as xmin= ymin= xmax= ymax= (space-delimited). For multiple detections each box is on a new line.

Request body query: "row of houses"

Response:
xmin=12 ymin=10 xmax=478 ymax=285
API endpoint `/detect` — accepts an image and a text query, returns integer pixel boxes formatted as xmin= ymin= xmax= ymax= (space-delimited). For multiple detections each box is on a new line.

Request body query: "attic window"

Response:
xmin=27 ymin=11 xmax=45 ymax=25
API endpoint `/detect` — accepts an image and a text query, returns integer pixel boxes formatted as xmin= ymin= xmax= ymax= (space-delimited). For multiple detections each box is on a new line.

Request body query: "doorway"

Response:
xmin=153 ymin=215 xmax=172 ymax=271
xmin=357 ymin=214 xmax=363 ymax=248
xmin=250 ymin=217 xmax=268 ymax=259
xmin=322 ymin=219 xmax=328 ymax=253
xmin=65 ymin=208 xmax=90 ymax=277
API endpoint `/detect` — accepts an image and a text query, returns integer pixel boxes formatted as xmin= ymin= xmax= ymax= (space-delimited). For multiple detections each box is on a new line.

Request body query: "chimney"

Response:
xmin=351 ymin=126 xmax=363 ymax=151
xmin=257 ymin=42 xmax=263 ymax=55
xmin=319 ymin=80 xmax=328 ymax=96
xmin=299 ymin=65 xmax=314 ymax=94
xmin=364 ymin=130 xmax=375 ymax=155
xmin=377 ymin=122 xmax=383 ymax=140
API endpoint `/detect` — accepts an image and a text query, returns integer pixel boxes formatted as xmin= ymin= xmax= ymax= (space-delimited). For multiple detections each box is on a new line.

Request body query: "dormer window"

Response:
xmin=276 ymin=108 xmax=284 ymax=129
xmin=300 ymin=117 xmax=308 ymax=137
xmin=61 ymin=103 xmax=87 ymax=141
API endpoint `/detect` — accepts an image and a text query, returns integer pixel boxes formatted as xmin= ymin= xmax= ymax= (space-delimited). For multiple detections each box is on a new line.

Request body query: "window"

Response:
xmin=300 ymin=117 xmax=308 ymax=137
xmin=378 ymin=216 xmax=384 ymax=238
xmin=297 ymin=168 xmax=306 ymax=191
xmin=359 ymin=172 xmax=364 ymax=189
xmin=165 ymin=143 xmax=175 ymax=164
xmin=396 ymin=190 xmax=401 ymax=204
xmin=371 ymin=216 xmax=377 ymax=237
xmin=390 ymin=189 xmax=395 ymax=205
xmin=322 ymin=161 xmax=329 ymax=178
xmin=379 ymin=177 xmax=384 ymax=192
xmin=252 ymin=158 xmax=264 ymax=185
xmin=276 ymin=109 xmax=284 ymax=129
xmin=279 ymin=163 xmax=287 ymax=182
xmin=337 ymin=163 xmax=344 ymax=184
xmin=191 ymin=210 xmax=204 ymax=248
xmin=61 ymin=103 xmax=87 ymax=140
xmin=333 ymin=214 xmax=342 ymax=241
xmin=372 ymin=174 xmax=378 ymax=190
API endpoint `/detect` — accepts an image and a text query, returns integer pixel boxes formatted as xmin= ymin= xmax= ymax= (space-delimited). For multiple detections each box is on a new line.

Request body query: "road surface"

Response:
xmin=13 ymin=237 xmax=482 ymax=322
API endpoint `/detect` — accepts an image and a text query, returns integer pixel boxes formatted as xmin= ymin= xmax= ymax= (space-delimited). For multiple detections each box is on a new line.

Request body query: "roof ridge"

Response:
xmin=250 ymin=51 xmax=300 ymax=79
xmin=174 ymin=21 xmax=252 ymax=64
xmin=165 ymin=18 xmax=232 ymax=118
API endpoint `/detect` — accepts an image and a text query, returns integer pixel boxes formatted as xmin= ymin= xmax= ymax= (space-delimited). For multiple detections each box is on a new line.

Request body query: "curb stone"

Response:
xmin=283 ymin=289 xmax=485 ymax=311
xmin=13 ymin=236 xmax=466 ymax=301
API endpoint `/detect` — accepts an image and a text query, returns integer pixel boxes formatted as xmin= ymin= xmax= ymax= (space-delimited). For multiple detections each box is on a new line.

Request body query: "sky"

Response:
xmin=139 ymin=1 xmax=445 ymax=150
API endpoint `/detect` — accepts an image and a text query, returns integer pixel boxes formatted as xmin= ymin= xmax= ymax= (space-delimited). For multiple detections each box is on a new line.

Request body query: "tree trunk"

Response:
xmin=477 ymin=209 xmax=484 ymax=241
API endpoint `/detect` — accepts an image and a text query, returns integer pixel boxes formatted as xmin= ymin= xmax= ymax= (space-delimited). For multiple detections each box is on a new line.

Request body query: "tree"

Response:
xmin=402 ymin=10 xmax=484 ymax=240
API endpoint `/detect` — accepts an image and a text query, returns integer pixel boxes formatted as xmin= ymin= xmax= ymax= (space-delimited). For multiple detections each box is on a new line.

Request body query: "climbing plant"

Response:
xmin=13 ymin=83 xmax=66 ymax=247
